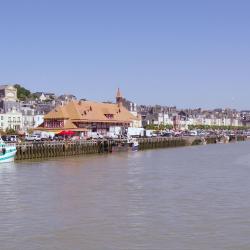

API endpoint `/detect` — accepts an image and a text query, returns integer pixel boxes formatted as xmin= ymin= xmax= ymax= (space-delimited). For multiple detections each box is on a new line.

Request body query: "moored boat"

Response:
xmin=131 ymin=138 xmax=139 ymax=151
xmin=0 ymin=138 xmax=17 ymax=163
xmin=127 ymin=137 xmax=139 ymax=152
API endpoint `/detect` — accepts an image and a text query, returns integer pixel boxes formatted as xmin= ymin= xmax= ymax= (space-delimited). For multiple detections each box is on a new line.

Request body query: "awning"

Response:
xmin=57 ymin=130 xmax=75 ymax=136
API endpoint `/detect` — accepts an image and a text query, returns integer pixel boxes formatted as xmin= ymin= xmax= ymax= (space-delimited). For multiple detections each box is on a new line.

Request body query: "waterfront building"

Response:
xmin=20 ymin=103 xmax=44 ymax=131
xmin=36 ymin=91 xmax=140 ymax=136
xmin=143 ymin=113 xmax=161 ymax=127
xmin=142 ymin=112 xmax=173 ymax=128
xmin=20 ymin=103 xmax=36 ymax=131
xmin=0 ymin=107 xmax=22 ymax=131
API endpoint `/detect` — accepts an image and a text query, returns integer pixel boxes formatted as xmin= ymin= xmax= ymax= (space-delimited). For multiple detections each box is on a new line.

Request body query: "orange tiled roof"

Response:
xmin=44 ymin=100 xmax=139 ymax=123
xmin=45 ymin=105 xmax=70 ymax=119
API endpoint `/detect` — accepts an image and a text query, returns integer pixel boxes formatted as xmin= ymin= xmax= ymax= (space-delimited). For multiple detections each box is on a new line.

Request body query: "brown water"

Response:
xmin=1 ymin=142 xmax=250 ymax=250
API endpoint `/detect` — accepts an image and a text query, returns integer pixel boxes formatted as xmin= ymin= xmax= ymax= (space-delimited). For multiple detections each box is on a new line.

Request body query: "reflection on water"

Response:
xmin=1 ymin=142 xmax=250 ymax=250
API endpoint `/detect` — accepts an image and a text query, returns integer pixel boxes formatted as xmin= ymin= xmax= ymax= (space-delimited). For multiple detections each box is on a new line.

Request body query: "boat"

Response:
xmin=131 ymin=139 xmax=139 ymax=151
xmin=111 ymin=137 xmax=139 ymax=153
xmin=127 ymin=137 xmax=139 ymax=152
xmin=201 ymin=137 xmax=207 ymax=145
xmin=111 ymin=140 xmax=129 ymax=153
xmin=0 ymin=138 xmax=17 ymax=163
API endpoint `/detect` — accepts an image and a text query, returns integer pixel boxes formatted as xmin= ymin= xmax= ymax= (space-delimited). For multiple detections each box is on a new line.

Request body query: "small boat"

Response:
xmin=131 ymin=139 xmax=139 ymax=152
xmin=0 ymin=138 xmax=17 ymax=163
xmin=201 ymin=137 xmax=207 ymax=145
xmin=128 ymin=137 xmax=139 ymax=152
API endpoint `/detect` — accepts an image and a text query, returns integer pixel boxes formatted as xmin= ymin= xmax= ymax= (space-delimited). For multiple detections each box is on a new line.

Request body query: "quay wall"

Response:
xmin=138 ymin=137 xmax=187 ymax=150
xmin=14 ymin=135 xmax=247 ymax=161
xmin=15 ymin=141 xmax=106 ymax=161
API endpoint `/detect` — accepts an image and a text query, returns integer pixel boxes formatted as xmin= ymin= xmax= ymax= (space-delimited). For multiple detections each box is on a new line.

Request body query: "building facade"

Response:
xmin=36 ymin=98 xmax=140 ymax=136
xmin=0 ymin=85 xmax=18 ymax=102
xmin=0 ymin=109 xmax=22 ymax=131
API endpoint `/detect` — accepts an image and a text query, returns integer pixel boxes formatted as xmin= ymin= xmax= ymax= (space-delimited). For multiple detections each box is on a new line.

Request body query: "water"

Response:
xmin=1 ymin=142 xmax=250 ymax=250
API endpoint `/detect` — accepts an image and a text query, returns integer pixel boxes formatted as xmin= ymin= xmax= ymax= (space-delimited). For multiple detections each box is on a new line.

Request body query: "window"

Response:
xmin=105 ymin=114 xmax=114 ymax=119
xmin=45 ymin=120 xmax=63 ymax=128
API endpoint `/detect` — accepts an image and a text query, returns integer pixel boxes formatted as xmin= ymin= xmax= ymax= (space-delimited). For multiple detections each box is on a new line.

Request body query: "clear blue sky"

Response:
xmin=0 ymin=0 xmax=249 ymax=109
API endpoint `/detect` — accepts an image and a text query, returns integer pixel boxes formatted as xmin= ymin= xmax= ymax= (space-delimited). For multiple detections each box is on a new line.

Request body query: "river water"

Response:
xmin=1 ymin=142 xmax=250 ymax=250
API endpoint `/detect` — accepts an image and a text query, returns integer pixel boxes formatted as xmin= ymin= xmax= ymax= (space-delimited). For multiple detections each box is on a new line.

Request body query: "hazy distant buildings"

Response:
xmin=138 ymin=104 xmax=243 ymax=129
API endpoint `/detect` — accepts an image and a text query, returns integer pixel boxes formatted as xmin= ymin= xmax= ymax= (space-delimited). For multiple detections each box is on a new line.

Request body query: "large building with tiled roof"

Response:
xmin=36 ymin=89 xmax=141 ymax=136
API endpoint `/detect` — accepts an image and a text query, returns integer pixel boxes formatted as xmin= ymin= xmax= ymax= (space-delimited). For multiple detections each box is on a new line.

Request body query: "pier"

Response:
xmin=13 ymin=135 xmax=247 ymax=161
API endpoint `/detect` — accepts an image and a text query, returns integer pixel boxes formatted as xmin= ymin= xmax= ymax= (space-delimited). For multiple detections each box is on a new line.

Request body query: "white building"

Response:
xmin=21 ymin=103 xmax=45 ymax=132
xmin=158 ymin=112 xmax=173 ymax=126
xmin=0 ymin=108 xmax=22 ymax=131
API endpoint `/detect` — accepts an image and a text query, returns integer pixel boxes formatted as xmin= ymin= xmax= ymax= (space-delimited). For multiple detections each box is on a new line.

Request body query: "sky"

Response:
xmin=0 ymin=0 xmax=249 ymax=109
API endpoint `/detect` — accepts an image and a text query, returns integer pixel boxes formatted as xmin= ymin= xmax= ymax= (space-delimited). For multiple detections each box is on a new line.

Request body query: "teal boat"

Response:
xmin=0 ymin=139 xmax=17 ymax=163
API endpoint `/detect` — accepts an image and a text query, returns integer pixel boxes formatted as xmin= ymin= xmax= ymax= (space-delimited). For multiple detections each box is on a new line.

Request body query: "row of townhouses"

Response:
xmin=120 ymin=96 xmax=248 ymax=130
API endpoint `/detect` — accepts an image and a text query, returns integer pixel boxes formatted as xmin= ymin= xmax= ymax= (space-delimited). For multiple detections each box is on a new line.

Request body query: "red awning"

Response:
xmin=57 ymin=130 xmax=75 ymax=136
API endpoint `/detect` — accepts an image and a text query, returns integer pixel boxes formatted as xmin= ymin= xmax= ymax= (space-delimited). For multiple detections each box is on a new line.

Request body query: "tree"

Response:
xmin=144 ymin=123 xmax=173 ymax=131
xmin=14 ymin=84 xmax=32 ymax=101
xmin=188 ymin=124 xmax=250 ymax=131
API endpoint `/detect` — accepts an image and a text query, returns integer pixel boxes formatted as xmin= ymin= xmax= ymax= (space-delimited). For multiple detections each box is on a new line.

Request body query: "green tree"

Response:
xmin=14 ymin=84 xmax=32 ymax=101
xmin=188 ymin=124 xmax=250 ymax=131
xmin=144 ymin=124 xmax=173 ymax=131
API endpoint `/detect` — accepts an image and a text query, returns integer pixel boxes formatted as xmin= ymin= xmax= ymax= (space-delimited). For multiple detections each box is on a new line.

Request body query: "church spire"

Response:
xmin=116 ymin=88 xmax=123 ymax=107
xmin=116 ymin=88 xmax=122 ymax=99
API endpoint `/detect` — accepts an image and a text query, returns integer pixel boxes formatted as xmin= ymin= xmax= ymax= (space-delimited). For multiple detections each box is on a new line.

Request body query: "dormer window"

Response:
xmin=105 ymin=114 xmax=114 ymax=119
